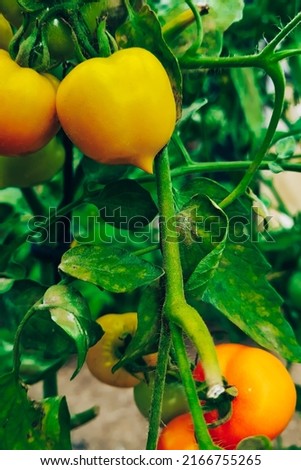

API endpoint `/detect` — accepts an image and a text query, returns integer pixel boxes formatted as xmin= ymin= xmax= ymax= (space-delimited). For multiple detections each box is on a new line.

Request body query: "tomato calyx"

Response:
xmin=194 ymin=371 xmax=238 ymax=430
xmin=8 ymin=1 xmax=109 ymax=71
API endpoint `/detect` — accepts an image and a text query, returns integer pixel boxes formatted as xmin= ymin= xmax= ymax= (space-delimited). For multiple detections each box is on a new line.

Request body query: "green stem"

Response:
xmin=60 ymin=133 xmax=74 ymax=210
xmin=260 ymin=12 xmax=301 ymax=56
xmin=170 ymin=323 xmax=218 ymax=449
xmin=146 ymin=321 xmax=171 ymax=450
xmin=133 ymin=244 xmax=160 ymax=257
xmin=179 ymin=53 xmax=258 ymax=70
xmin=185 ymin=0 xmax=204 ymax=52
xmin=162 ymin=3 xmax=208 ymax=43
xmin=137 ymin=160 xmax=301 ymax=184
xmin=43 ymin=371 xmax=58 ymax=398
xmin=13 ymin=299 xmax=42 ymax=378
xmin=154 ymin=148 xmax=224 ymax=446
xmin=71 ymin=406 xmax=99 ymax=429
xmin=172 ymin=132 xmax=194 ymax=165
xmin=272 ymin=49 xmax=301 ymax=62
xmin=21 ymin=188 xmax=46 ymax=216
xmin=219 ymin=62 xmax=285 ymax=208
xmin=170 ymin=161 xmax=301 ymax=177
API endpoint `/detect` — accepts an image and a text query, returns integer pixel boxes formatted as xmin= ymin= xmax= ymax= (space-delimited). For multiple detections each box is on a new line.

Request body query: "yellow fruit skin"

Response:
xmin=0 ymin=49 xmax=60 ymax=155
xmin=56 ymin=47 xmax=177 ymax=173
xmin=86 ymin=312 xmax=141 ymax=388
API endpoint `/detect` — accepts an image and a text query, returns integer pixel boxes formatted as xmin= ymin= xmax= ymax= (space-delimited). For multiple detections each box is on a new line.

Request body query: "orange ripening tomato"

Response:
xmin=157 ymin=413 xmax=199 ymax=450
xmin=56 ymin=47 xmax=176 ymax=173
xmin=193 ymin=343 xmax=297 ymax=449
xmin=0 ymin=49 xmax=60 ymax=155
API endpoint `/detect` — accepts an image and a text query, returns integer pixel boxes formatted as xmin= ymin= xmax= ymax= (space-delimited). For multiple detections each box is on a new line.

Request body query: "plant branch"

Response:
xmin=170 ymin=160 xmax=301 ymax=177
xmin=219 ymin=62 xmax=285 ymax=208
xmin=21 ymin=188 xmax=46 ymax=216
xmin=13 ymin=299 xmax=43 ymax=378
xmin=146 ymin=320 xmax=171 ymax=450
xmin=260 ymin=12 xmax=301 ymax=56
xmin=170 ymin=322 xmax=219 ymax=449
xmin=154 ymin=147 xmax=223 ymax=449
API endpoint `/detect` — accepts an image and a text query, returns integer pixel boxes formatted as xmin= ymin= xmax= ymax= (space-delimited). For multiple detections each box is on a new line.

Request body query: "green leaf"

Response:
xmin=275 ymin=136 xmax=296 ymax=159
xmin=113 ymin=282 xmax=162 ymax=371
xmin=0 ymin=280 xmax=45 ymax=332
xmin=41 ymin=396 xmax=72 ymax=450
xmin=115 ymin=1 xmax=182 ymax=118
xmin=178 ymin=98 xmax=208 ymax=128
xmin=17 ymin=0 xmax=69 ymax=12
xmin=204 ymin=0 xmax=244 ymax=33
xmin=173 ymin=0 xmax=244 ymax=57
xmin=202 ymin=242 xmax=301 ymax=361
xmin=268 ymin=160 xmax=284 ymax=174
xmin=93 ymin=179 xmax=158 ymax=229
xmin=59 ymin=245 xmax=164 ymax=293
xmin=0 ymin=277 xmax=14 ymax=294
xmin=178 ymin=194 xmax=228 ymax=296
xmin=43 ymin=285 xmax=102 ymax=379
xmin=179 ymin=178 xmax=301 ymax=362
xmin=81 ymin=156 xmax=128 ymax=184
xmin=0 ymin=372 xmax=71 ymax=450
xmin=230 ymin=68 xmax=263 ymax=139
xmin=0 ymin=279 xmax=73 ymax=380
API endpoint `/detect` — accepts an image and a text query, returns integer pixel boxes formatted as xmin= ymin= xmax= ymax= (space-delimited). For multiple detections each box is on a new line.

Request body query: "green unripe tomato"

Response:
xmin=46 ymin=18 xmax=76 ymax=62
xmin=0 ymin=136 xmax=65 ymax=188
xmin=0 ymin=0 xmax=23 ymax=27
xmin=45 ymin=3 xmax=106 ymax=63
xmin=287 ymin=271 xmax=301 ymax=310
xmin=134 ymin=374 xmax=189 ymax=424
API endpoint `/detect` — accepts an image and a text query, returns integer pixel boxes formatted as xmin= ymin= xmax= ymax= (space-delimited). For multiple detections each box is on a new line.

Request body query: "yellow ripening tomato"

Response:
xmin=56 ymin=47 xmax=177 ymax=173
xmin=86 ymin=312 xmax=156 ymax=388
xmin=0 ymin=49 xmax=60 ymax=156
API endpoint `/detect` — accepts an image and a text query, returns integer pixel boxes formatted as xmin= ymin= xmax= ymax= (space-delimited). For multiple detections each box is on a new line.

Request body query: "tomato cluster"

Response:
xmin=157 ymin=344 xmax=296 ymax=450
xmin=0 ymin=1 xmax=176 ymax=184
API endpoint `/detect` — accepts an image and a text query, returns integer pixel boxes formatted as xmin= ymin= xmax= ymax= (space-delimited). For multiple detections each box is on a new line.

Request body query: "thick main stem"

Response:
xmin=154 ymin=148 xmax=223 ymax=449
